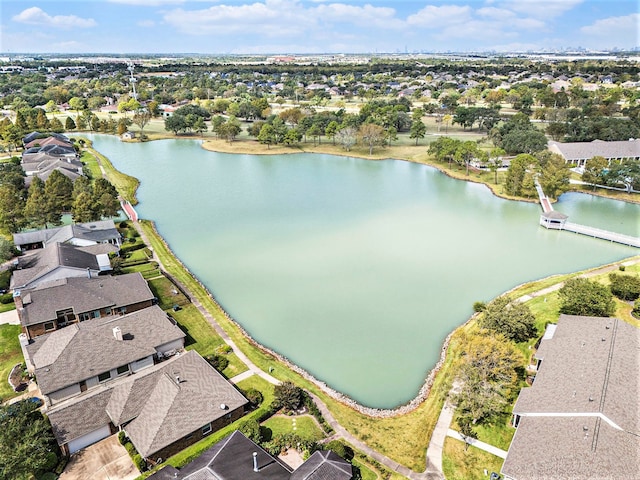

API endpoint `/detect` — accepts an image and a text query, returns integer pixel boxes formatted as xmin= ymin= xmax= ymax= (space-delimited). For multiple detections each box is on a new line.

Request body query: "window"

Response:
xmin=113 ymin=306 xmax=126 ymax=316
xmin=79 ymin=310 xmax=101 ymax=322
xmin=98 ymin=371 xmax=111 ymax=382
xmin=201 ymin=423 xmax=212 ymax=435
xmin=44 ymin=322 xmax=55 ymax=332
xmin=117 ymin=365 xmax=130 ymax=376
xmin=55 ymin=308 xmax=75 ymax=325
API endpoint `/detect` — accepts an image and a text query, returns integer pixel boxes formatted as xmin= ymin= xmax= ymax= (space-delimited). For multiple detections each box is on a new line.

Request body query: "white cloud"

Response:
xmin=137 ymin=20 xmax=157 ymax=27
xmin=313 ymin=3 xmax=402 ymax=29
xmin=476 ymin=7 xmax=515 ymax=20
xmin=499 ymin=0 xmax=583 ymax=19
xmin=107 ymin=0 xmax=186 ymax=5
xmin=580 ymin=13 xmax=640 ymax=48
xmin=12 ymin=7 xmax=97 ymax=29
xmin=407 ymin=5 xmax=472 ymax=27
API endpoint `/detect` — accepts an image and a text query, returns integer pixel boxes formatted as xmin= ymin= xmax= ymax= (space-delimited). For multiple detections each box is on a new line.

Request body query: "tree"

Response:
xmin=358 ymin=123 xmax=385 ymax=155
xmin=504 ymin=154 xmax=537 ymax=196
xmin=0 ymin=400 xmax=58 ymax=480
xmin=274 ymin=381 xmax=303 ymax=412
xmin=453 ymin=333 xmax=522 ymax=426
xmin=581 ymin=156 xmax=608 ymax=189
xmin=558 ymin=278 xmax=615 ymax=317
xmin=257 ymin=123 xmax=275 ymax=149
xmin=488 ymin=147 xmax=505 ymax=184
xmin=0 ymin=237 xmax=16 ymax=262
xmin=72 ymin=191 xmax=96 ymax=223
xmin=336 ymin=126 xmax=356 ymax=151
xmin=479 ymin=295 xmax=537 ymax=343
xmin=0 ymin=184 xmax=26 ymax=232
xmin=24 ymin=177 xmax=49 ymax=228
xmin=49 ymin=117 xmax=64 ymax=133
xmin=93 ymin=178 xmax=120 ymax=218
xmin=608 ymin=273 xmax=640 ymax=301
xmin=537 ymin=153 xmax=571 ymax=199
xmin=45 ymin=169 xmax=74 ymax=216
xmin=65 ymin=116 xmax=76 ymax=131
xmin=325 ymin=121 xmax=340 ymax=145
xmin=409 ymin=118 xmax=427 ymax=145
xmin=454 ymin=140 xmax=479 ymax=176
xmin=132 ymin=110 xmax=151 ymax=139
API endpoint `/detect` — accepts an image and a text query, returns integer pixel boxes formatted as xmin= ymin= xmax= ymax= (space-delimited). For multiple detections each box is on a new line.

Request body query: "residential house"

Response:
xmin=10 ymin=242 xmax=113 ymax=290
xmin=548 ymin=139 xmax=640 ymax=168
xmin=22 ymin=304 xmax=185 ymax=406
xmin=46 ymin=350 xmax=248 ymax=458
xmin=147 ymin=430 xmax=353 ymax=480
xmin=13 ymin=272 xmax=155 ymax=339
xmin=13 ymin=219 xmax=121 ymax=252
xmin=501 ymin=315 xmax=640 ymax=480
xmin=21 ymin=154 xmax=84 ymax=186
xmin=22 ymin=143 xmax=77 ymax=161
xmin=24 ymin=133 xmax=73 ymax=150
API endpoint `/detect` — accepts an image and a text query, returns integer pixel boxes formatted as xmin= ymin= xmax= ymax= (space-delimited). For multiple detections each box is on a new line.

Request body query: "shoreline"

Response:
xmin=88 ymin=133 xmax=639 ymax=416
xmin=142 ymin=218 xmax=639 ymax=417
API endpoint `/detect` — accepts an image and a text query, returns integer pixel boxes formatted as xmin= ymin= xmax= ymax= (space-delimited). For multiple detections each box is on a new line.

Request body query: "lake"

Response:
xmin=87 ymin=134 xmax=639 ymax=408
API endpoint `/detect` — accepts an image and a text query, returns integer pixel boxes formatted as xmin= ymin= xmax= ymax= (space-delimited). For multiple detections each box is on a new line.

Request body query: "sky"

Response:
xmin=1 ymin=0 xmax=638 ymax=55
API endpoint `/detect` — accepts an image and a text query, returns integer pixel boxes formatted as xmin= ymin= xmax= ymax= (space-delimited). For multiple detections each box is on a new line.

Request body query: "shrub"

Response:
xmin=243 ymin=388 xmax=263 ymax=407
xmin=216 ymin=344 xmax=233 ymax=355
xmin=238 ymin=418 xmax=262 ymax=443
xmin=0 ymin=293 xmax=14 ymax=304
xmin=118 ymin=430 xmax=127 ymax=445
xmin=274 ymin=381 xmax=303 ymax=412
xmin=473 ymin=301 xmax=486 ymax=312
xmin=40 ymin=451 xmax=59 ymax=472
xmin=204 ymin=354 xmax=229 ymax=372
xmin=608 ymin=273 xmax=640 ymax=301
xmin=36 ymin=473 xmax=58 ymax=480
xmin=119 ymin=221 xmax=128 ymax=228
xmin=124 ymin=442 xmax=136 ymax=456
xmin=633 ymin=299 xmax=640 ymax=317
xmin=478 ymin=295 xmax=537 ymax=343
xmin=132 ymin=454 xmax=146 ymax=472
xmin=324 ymin=440 xmax=354 ymax=461
xmin=619 ymin=265 xmax=626 ymax=272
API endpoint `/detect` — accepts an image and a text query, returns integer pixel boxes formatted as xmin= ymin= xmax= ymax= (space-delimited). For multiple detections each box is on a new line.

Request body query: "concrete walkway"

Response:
xmin=0 ymin=309 xmax=19 ymax=325
xmin=446 ymin=429 xmax=508 ymax=459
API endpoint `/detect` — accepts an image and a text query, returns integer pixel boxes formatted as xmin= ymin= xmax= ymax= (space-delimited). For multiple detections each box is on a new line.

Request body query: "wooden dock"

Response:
xmin=535 ymin=178 xmax=639 ymax=248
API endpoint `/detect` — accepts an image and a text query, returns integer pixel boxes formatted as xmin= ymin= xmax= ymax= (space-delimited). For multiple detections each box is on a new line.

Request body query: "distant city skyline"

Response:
xmin=1 ymin=0 xmax=638 ymax=55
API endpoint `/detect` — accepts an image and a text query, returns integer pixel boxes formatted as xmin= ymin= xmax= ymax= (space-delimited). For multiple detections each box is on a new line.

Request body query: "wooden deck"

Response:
xmin=535 ymin=178 xmax=639 ymax=248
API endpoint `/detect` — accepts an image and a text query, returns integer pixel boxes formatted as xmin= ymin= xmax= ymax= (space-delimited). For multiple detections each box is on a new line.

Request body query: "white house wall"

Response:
xmin=48 ymin=383 xmax=82 ymax=405
xmin=131 ymin=355 xmax=154 ymax=373
xmin=157 ymin=339 xmax=185 ymax=355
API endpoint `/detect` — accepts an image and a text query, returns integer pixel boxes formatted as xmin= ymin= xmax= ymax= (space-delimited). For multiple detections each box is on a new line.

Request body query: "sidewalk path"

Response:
xmin=446 ymin=429 xmax=508 ymax=459
xmin=0 ymin=309 xmax=19 ymax=325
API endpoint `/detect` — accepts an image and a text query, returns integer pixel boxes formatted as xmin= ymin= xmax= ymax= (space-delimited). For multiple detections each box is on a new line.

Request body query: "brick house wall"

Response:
xmin=145 ymin=406 xmax=246 ymax=464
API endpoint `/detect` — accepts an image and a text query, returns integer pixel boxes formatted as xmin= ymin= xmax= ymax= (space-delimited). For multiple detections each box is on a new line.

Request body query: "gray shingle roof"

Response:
xmin=27 ymin=305 xmax=185 ymax=395
xmin=548 ymin=139 xmax=640 ymax=161
xmin=13 ymin=220 xmax=119 ymax=248
xmin=125 ymin=351 xmax=249 ymax=459
xmin=11 ymin=243 xmax=102 ymax=289
xmin=47 ymin=387 xmax=113 ymax=445
xmin=502 ymin=315 xmax=640 ymax=480
xmin=18 ymin=272 xmax=154 ymax=327
xmin=290 ymin=451 xmax=352 ymax=480
xmin=178 ymin=430 xmax=291 ymax=480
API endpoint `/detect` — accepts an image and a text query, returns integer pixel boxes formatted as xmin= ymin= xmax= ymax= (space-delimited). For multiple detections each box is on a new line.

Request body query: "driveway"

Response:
xmin=0 ymin=309 xmax=19 ymax=325
xmin=59 ymin=435 xmax=139 ymax=480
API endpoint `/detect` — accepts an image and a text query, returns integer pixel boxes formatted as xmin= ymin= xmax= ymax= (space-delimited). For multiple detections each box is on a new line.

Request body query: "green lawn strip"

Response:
xmin=442 ymin=437 xmax=504 ymax=480
xmin=0 ymin=324 xmax=23 ymax=402
xmin=147 ymin=276 xmax=190 ymax=309
xmin=450 ymin=413 xmax=514 ymax=452
xmin=86 ymin=146 xmax=139 ymax=204
xmin=262 ymin=415 xmax=325 ymax=442
xmin=353 ymin=459 xmax=378 ymax=480
xmin=0 ymin=302 xmax=16 ymax=313
xmin=79 ymin=150 xmax=102 ymax=179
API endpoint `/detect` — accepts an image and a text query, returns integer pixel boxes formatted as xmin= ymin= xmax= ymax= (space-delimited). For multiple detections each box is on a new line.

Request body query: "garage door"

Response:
xmin=67 ymin=425 xmax=111 ymax=454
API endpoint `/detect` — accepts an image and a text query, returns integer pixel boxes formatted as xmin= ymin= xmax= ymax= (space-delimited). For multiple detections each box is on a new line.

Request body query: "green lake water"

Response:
xmin=88 ymin=134 xmax=639 ymax=408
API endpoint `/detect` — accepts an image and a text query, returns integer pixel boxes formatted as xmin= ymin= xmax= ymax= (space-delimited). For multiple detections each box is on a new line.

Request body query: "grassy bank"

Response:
xmin=0 ymin=324 xmax=23 ymax=402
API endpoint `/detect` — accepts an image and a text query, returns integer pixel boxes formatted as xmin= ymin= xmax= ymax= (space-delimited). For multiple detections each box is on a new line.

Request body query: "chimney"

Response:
xmin=113 ymin=326 xmax=123 ymax=341
xmin=252 ymin=452 xmax=258 ymax=472
xmin=12 ymin=290 xmax=22 ymax=309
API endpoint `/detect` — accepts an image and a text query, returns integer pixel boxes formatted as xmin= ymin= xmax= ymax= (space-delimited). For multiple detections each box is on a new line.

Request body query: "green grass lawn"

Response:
xmin=147 ymin=276 xmax=190 ymax=309
xmin=261 ymin=415 xmax=325 ymax=442
xmin=80 ymin=150 xmax=102 ymax=179
xmin=442 ymin=437 xmax=504 ymax=480
xmin=0 ymin=324 xmax=23 ymax=402
xmin=121 ymin=262 xmax=161 ymax=279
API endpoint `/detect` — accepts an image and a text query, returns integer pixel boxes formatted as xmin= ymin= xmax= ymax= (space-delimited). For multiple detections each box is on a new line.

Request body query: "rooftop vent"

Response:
xmin=113 ymin=326 xmax=123 ymax=341
xmin=220 ymin=403 xmax=227 ymax=410
xmin=253 ymin=452 xmax=258 ymax=472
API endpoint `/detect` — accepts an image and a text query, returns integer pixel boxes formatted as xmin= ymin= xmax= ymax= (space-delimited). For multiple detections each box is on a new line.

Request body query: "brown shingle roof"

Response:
xmin=548 ymin=139 xmax=640 ymax=161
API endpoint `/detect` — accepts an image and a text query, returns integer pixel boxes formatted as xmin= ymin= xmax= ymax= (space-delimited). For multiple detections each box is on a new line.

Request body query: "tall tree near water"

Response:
xmin=24 ymin=177 xmax=49 ymax=229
